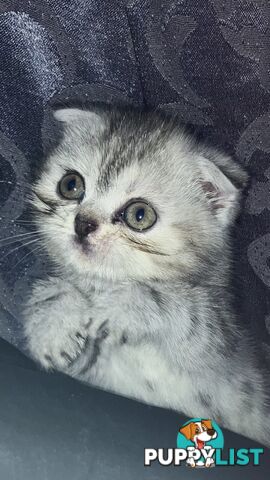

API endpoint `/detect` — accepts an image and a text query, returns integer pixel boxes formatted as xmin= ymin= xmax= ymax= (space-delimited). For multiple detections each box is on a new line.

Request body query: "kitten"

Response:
xmin=24 ymin=104 xmax=269 ymax=447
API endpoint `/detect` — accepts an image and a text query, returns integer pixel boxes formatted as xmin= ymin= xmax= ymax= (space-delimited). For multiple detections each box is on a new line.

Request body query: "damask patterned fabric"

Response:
xmin=0 ymin=0 xmax=270 ymax=355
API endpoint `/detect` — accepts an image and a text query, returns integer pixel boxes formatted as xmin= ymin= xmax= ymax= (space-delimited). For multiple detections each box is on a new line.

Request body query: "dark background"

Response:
xmin=0 ymin=337 xmax=269 ymax=479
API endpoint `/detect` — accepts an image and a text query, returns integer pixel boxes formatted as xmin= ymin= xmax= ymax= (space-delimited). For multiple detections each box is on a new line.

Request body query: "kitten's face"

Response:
xmin=32 ymin=106 xmax=246 ymax=282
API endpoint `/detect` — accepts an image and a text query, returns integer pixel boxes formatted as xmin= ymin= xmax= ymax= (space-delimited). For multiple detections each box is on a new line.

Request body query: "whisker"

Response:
xmin=0 ymin=218 xmax=36 ymax=223
xmin=0 ymin=232 xmax=41 ymax=246
xmin=0 ymin=238 xmax=42 ymax=261
xmin=0 ymin=236 xmax=41 ymax=248
xmin=0 ymin=229 xmax=61 ymax=246
xmin=125 ymin=236 xmax=169 ymax=256
xmin=10 ymin=244 xmax=47 ymax=271
xmin=13 ymin=220 xmax=36 ymax=224
xmin=0 ymin=180 xmax=32 ymax=188
xmin=0 ymin=219 xmax=34 ymax=225
xmin=0 ymin=230 xmax=41 ymax=240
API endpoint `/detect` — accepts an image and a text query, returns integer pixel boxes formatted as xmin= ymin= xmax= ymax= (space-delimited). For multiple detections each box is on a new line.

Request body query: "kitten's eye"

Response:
xmin=58 ymin=172 xmax=85 ymax=200
xmin=123 ymin=201 xmax=157 ymax=232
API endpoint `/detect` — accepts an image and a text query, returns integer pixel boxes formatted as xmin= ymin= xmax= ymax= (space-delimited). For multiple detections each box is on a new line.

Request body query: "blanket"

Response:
xmin=0 ymin=0 xmax=269 ymax=356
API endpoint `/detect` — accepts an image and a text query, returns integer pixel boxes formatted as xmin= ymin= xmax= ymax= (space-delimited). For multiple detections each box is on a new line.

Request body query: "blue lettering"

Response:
xmin=249 ymin=448 xmax=264 ymax=466
xmin=215 ymin=449 xmax=228 ymax=466
xmin=236 ymin=449 xmax=249 ymax=466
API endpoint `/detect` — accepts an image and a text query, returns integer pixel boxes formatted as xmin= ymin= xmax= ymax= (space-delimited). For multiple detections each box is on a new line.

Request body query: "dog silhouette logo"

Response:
xmin=177 ymin=418 xmax=224 ymax=468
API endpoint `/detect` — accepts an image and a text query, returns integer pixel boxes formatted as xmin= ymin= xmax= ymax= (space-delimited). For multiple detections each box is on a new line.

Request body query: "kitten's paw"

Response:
xmin=49 ymin=331 xmax=89 ymax=369
xmin=24 ymin=277 xmax=93 ymax=372
xmin=30 ymin=326 xmax=89 ymax=371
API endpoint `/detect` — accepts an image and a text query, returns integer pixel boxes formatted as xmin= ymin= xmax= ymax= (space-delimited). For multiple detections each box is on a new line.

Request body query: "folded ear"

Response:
xmin=179 ymin=423 xmax=193 ymax=440
xmin=53 ymin=107 xmax=105 ymax=134
xmin=198 ymin=154 xmax=248 ymax=228
xmin=202 ymin=419 xmax=212 ymax=430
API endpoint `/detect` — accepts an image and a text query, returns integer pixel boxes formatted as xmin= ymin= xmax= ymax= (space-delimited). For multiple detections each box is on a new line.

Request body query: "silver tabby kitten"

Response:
xmin=24 ymin=104 xmax=269 ymax=447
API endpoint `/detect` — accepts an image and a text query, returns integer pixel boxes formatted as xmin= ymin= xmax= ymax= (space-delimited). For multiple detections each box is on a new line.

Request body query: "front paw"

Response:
xmin=27 ymin=324 xmax=90 ymax=372
xmin=45 ymin=330 xmax=89 ymax=370
xmin=24 ymin=277 xmax=92 ymax=372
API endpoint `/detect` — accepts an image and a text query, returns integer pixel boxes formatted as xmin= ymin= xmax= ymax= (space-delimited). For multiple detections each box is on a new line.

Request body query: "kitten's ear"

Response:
xmin=53 ymin=107 xmax=104 ymax=132
xmin=198 ymin=154 xmax=248 ymax=227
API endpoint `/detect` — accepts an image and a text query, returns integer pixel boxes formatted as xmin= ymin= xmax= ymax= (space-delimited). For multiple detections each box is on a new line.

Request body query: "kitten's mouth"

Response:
xmin=72 ymin=233 xmax=114 ymax=258
xmin=73 ymin=236 xmax=92 ymax=254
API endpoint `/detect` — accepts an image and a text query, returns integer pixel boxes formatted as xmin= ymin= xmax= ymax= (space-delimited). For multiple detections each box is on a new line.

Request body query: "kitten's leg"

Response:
xmin=24 ymin=277 xmax=92 ymax=371
xmin=78 ymin=337 xmax=270 ymax=447
xmin=190 ymin=367 xmax=270 ymax=448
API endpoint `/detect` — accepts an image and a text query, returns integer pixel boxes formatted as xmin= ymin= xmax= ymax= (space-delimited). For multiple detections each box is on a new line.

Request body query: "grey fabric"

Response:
xmin=0 ymin=0 xmax=270 ymax=355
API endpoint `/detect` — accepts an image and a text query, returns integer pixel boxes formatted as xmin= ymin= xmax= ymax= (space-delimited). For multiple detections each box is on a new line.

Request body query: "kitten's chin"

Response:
xmin=67 ymin=249 xmax=180 ymax=284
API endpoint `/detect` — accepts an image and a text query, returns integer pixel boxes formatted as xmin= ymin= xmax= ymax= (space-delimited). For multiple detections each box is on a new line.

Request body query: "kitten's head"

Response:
xmin=32 ymin=104 xmax=247 ymax=283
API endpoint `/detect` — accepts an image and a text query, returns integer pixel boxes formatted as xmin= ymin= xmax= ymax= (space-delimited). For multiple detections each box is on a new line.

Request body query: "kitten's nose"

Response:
xmin=74 ymin=213 xmax=98 ymax=240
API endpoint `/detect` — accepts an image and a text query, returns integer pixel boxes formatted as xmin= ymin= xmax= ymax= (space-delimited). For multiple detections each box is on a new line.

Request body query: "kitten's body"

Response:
xmin=24 ymin=105 xmax=270 ymax=446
